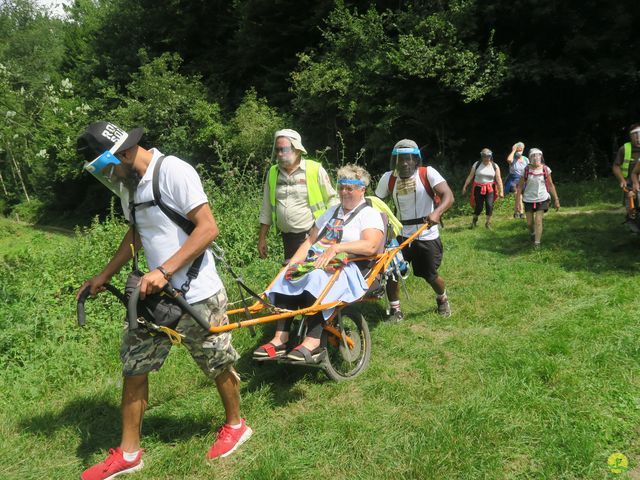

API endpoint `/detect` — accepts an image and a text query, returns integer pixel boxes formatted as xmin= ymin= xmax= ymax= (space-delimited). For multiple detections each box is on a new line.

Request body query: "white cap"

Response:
xmin=529 ymin=148 xmax=543 ymax=156
xmin=274 ymin=129 xmax=307 ymax=154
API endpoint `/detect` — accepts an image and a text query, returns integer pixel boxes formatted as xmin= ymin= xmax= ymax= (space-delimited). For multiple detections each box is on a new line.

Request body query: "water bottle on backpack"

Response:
xmin=387 ymin=238 xmax=409 ymax=279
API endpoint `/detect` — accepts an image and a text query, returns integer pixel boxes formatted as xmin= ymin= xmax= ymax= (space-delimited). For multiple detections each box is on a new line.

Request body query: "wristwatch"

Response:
xmin=157 ymin=266 xmax=172 ymax=280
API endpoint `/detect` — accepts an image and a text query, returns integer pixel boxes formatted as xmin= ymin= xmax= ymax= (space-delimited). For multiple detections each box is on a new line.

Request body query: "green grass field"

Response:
xmin=1 ymin=181 xmax=639 ymax=479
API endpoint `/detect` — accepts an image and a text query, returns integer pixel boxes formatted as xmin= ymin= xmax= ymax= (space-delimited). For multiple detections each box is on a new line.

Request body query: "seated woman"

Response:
xmin=253 ymin=164 xmax=384 ymax=364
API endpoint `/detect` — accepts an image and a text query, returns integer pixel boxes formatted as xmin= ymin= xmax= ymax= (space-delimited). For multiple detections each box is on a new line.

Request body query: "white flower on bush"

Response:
xmin=61 ymin=78 xmax=73 ymax=92
xmin=36 ymin=149 xmax=49 ymax=159
xmin=6 ymin=110 xmax=16 ymax=118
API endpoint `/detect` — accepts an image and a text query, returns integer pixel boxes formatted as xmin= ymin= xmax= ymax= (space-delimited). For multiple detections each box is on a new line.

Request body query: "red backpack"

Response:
xmin=387 ymin=166 xmax=441 ymax=207
xmin=523 ymin=165 xmax=551 ymax=192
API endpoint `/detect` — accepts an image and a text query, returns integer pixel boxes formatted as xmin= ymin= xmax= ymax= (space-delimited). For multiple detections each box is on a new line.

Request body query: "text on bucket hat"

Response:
xmin=77 ymin=121 xmax=144 ymax=162
xmin=274 ymin=128 xmax=307 ymax=154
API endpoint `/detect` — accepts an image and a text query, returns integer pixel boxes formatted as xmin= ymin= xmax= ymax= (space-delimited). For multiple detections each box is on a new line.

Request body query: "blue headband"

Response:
xmin=392 ymin=147 xmax=422 ymax=157
xmin=338 ymin=178 xmax=366 ymax=186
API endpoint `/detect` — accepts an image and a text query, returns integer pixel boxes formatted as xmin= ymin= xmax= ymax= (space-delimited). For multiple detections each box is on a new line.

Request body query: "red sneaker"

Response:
xmin=206 ymin=419 xmax=253 ymax=460
xmin=81 ymin=447 xmax=144 ymax=480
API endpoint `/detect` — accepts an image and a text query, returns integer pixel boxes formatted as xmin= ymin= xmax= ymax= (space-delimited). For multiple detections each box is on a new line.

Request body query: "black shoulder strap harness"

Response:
xmin=130 ymin=155 xmax=204 ymax=294
xmin=315 ymin=201 xmax=369 ymax=243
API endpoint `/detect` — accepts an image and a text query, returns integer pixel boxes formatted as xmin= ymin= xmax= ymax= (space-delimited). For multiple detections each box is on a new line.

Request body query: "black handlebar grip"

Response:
xmin=127 ymin=285 xmax=141 ymax=330
xmin=76 ymin=286 xmax=92 ymax=326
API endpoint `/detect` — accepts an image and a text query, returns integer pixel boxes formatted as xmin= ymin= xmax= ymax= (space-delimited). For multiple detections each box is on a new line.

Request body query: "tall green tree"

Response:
xmin=0 ymin=0 xmax=87 ymax=214
xmin=290 ymin=1 xmax=507 ymax=169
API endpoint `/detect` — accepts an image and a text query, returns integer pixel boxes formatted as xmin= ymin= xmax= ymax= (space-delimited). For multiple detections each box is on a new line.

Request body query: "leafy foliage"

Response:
xmin=291 ymin=2 xmax=508 ymax=167
xmin=112 ymin=52 xmax=226 ymax=167
xmin=0 ymin=0 xmax=638 ymax=219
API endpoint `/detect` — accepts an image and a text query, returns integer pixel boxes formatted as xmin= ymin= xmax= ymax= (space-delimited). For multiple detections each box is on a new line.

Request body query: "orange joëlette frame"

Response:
xmin=623 ymin=187 xmax=636 ymax=210
xmin=207 ymin=220 xmax=435 ymax=336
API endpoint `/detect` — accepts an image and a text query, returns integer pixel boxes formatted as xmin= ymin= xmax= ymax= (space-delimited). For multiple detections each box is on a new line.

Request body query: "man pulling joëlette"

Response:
xmin=76 ymin=121 xmax=251 ymax=480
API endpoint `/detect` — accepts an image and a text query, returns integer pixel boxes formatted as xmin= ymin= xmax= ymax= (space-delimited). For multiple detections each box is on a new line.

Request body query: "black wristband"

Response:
xmin=157 ymin=266 xmax=172 ymax=280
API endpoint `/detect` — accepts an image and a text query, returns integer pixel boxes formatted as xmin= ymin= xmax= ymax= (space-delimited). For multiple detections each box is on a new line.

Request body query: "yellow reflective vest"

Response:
xmin=622 ymin=143 xmax=633 ymax=178
xmin=268 ymin=159 xmax=329 ymax=227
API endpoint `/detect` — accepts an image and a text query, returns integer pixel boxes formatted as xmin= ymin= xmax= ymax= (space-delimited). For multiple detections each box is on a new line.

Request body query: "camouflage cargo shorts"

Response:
xmin=120 ymin=288 xmax=239 ymax=380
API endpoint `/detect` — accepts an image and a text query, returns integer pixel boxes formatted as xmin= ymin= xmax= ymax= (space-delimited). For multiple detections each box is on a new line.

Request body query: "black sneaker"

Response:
xmin=436 ymin=298 xmax=451 ymax=317
xmin=386 ymin=308 xmax=404 ymax=323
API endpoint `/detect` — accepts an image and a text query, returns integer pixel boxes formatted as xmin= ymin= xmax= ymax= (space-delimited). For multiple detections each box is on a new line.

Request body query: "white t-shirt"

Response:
xmin=375 ymin=168 xmax=445 ymax=241
xmin=314 ymin=201 xmax=384 ymax=244
xmin=121 ymin=149 xmax=222 ymax=303
xmin=522 ymin=165 xmax=552 ymax=203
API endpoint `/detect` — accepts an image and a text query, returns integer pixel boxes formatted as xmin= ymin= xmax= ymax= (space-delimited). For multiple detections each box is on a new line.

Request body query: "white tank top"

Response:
xmin=473 ymin=161 xmax=496 ymax=184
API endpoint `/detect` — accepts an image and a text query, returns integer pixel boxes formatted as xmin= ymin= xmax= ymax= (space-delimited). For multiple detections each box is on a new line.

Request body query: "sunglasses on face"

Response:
xmin=338 ymin=185 xmax=364 ymax=192
xmin=274 ymin=146 xmax=293 ymax=154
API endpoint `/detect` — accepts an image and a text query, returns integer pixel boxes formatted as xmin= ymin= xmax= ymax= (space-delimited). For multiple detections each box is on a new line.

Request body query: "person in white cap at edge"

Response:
xmin=258 ymin=129 xmax=338 ymax=262
xmin=75 ymin=121 xmax=251 ymax=480
xmin=375 ymin=139 xmax=455 ymax=320
xmin=613 ymin=123 xmax=640 ymax=232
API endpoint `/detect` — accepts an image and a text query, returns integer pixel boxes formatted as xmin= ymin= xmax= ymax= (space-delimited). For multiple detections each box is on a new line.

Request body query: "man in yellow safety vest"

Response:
xmin=258 ymin=129 xmax=338 ymax=261
xmin=613 ymin=123 xmax=640 ymax=232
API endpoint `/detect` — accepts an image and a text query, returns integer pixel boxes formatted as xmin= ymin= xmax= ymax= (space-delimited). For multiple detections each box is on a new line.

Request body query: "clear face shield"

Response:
xmin=83 ymin=132 xmax=131 ymax=203
xmin=391 ymin=147 xmax=422 ymax=178
xmin=529 ymin=148 xmax=543 ymax=166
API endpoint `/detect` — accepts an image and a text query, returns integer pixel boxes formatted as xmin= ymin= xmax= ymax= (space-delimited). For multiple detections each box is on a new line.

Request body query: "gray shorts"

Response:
xmin=120 ymin=288 xmax=239 ymax=379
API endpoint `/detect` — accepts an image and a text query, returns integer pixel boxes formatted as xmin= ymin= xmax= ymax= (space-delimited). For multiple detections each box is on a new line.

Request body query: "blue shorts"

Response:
xmin=504 ymin=174 xmax=521 ymax=194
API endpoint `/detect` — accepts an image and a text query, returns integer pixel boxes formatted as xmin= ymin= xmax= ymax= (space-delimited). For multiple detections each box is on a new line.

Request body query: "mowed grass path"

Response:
xmin=1 ymin=194 xmax=639 ymax=479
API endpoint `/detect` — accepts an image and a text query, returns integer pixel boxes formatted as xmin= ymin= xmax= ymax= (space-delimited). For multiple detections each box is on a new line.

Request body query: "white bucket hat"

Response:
xmin=274 ymin=128 xmax=307 ymax=154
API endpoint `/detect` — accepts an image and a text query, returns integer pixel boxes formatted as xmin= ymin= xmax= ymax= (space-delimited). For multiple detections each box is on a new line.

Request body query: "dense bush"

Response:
xmin=1 ymin=0 xmax=638 ymax=222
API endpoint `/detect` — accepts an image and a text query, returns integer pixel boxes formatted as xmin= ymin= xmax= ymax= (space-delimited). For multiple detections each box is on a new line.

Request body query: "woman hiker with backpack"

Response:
xmin=462 ymin=148 xmax=504 ymax=229
xmin=516 ymin=148 xmax=560 ymax=249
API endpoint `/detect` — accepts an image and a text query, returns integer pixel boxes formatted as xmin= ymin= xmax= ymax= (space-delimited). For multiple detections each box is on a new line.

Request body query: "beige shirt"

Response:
xmin=259 ymin=158 xmax=338 ymax=233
